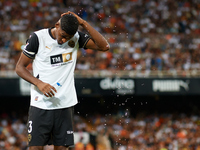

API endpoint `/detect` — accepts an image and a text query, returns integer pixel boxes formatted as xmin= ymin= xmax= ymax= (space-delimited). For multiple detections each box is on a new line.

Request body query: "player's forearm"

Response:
xmin=15 ymin=66 xmax=41 ymax=86
xmin=81 ymin=21 xmax=110 ymax=51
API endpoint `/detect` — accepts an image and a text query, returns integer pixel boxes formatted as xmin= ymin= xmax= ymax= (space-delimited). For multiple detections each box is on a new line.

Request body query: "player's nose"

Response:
xmin=62 ymin=38 xmax=67 ymax=43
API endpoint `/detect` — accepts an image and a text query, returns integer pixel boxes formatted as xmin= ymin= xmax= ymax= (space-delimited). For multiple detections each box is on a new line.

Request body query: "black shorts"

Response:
xmin=27 ymin=106 xmax=74 ymax=147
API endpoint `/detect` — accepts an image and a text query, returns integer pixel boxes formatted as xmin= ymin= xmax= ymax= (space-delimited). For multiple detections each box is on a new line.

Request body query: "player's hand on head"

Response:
xmin=61 ymin=11 xmax=85 ymax=25
xmin=36 ymin=81 xmax=57 ymax=97
xmin=61 ymin=11 xmax=70 ymax=17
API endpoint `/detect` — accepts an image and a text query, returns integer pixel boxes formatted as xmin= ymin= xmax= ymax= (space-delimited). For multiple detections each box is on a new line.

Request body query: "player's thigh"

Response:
xmin=52 ymin=106 xmax=74 ymax=146
xmin=27 ymin=106 xmax=54 ymax=146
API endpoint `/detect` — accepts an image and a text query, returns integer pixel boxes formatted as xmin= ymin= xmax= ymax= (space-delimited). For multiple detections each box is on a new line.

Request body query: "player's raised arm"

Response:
xmin=61 ymin=11 xmax=110 ymax=52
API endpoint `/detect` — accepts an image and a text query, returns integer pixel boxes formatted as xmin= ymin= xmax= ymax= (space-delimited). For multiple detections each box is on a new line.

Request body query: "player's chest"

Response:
xmin=37 ymin=42 xmax=77 ymax=66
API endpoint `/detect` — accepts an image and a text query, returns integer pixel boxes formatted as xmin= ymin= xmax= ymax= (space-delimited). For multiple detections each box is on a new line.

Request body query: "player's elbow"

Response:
xmin=15 ymin=63 xmax=23 ymax=77
xmin=101 ymin=44 xmax=110 ymax=52
xmin=15 ymin=64 xmax=20 ymax=76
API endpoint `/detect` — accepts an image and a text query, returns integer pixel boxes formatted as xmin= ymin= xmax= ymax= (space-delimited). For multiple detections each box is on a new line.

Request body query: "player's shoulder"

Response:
xmin=34 ymin=28 xmax=49 ymax=37
xmin=77 ymin=31 xmax=90 ymax=38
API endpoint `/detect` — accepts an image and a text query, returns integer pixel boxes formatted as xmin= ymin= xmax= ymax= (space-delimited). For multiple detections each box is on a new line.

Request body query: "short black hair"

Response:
xmin=60 ymin=14 xmax=79 ymax=35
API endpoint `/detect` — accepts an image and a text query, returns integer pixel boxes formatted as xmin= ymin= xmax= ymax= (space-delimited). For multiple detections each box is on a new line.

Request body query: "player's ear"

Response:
xmin=55 ymin=20 xmax=60 ymax=28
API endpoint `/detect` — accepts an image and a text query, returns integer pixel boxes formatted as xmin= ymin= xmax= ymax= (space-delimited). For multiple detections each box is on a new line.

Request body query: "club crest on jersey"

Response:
xmin=68 ymin=40 xmax=75 ymax=48
xmin=28 ymin=134 xmax=32 ymax=142
xmin=50 ymin=52 xmax=72 ymax=66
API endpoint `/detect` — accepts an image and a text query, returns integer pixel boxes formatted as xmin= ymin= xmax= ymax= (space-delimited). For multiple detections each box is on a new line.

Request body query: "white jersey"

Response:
xmin=23 ymin=28 xmax=90 ymax=110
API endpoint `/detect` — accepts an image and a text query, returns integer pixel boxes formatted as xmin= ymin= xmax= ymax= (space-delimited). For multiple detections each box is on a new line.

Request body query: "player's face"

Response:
xmin=55 ymin=21 xmax=74 ymax=45
xmin=57 ymin=29 xmax=73 ymax=45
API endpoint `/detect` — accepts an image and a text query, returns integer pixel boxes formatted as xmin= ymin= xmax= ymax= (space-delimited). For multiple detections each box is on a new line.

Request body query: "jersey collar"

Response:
xmin=49 ymin=27 xmax=55 ymax=40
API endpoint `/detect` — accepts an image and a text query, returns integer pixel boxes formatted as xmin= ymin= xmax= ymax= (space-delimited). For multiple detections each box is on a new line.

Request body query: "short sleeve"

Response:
xmin=78 ymin=31 xmax=91 ymax=49
xmin=23 ymin=33 xmax=39 ymax=59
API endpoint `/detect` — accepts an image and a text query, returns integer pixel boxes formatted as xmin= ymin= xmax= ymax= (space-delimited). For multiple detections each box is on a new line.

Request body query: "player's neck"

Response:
xmin=51 ymin=28 xmax=56 ymax=39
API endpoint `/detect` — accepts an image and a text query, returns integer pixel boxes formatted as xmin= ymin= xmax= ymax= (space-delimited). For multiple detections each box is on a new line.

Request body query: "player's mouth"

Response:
xmin=58 ymin=41 xmax=63 ymax=45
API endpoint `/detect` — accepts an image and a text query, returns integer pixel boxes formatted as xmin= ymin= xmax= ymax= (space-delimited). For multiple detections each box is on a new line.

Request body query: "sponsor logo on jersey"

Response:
xmin=62 ymin=52 xmax=72 ymax=62
xmin=50 ymin=52 xmax=72 ymax=66
xmin=68 ymin=40 xmax=75 ymax=48
xmin=35 ymin=96 xmax=38 ymax=101
xmin=67 ymin=131 xmax=73 ymax=134
xmin=51 ymin=54 xmax=63 ymax=64
xmin=45 ymin=46 xmax=52 ymax=50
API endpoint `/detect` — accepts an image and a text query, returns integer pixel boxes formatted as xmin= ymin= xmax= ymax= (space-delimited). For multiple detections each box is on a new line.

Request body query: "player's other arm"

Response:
xmin=15 ymin=53 xmax=41 ymax=86
xmin=61 ymin=11 xmax=110 ymax=52
xmin=15 ymin=54 xmax=56 ymax=97
xmin=16 ymin=33 xmax=56 ymax=97
xmin=15 ymin=33 xmax=41 ymax=87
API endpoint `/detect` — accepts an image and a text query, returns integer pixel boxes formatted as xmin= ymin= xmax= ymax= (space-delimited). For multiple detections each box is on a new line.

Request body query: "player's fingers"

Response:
xmin=61 ymin=11 xmax=70 ymax=17
xmin=47 ymin=87 xmax=57 ymax=97
xmin=49 ymin=90 xmax=54 ymax=97
xmin=44 ymin=92 xmax=49 ymax=97
xmin=61 ymin=13 xmax=66 ymax=17
xmin=51 ymin=87 xmax=57 ymax=93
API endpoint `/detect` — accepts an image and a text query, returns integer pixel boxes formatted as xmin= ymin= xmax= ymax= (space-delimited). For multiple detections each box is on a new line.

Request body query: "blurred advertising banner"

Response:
xmin=0 ymin=78 xmax=200 ymax=96
xmin=76 ymin=78 xmax=135 ymax=97
xmin=135 ymin=79 xmax=192 ymax=95
xmin=75 ymin=78 xmax=200 ymax=96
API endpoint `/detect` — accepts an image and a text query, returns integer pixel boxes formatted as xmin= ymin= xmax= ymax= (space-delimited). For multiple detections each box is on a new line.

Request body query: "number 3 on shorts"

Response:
xmin=28 ymin=121 xmax=33 ymax=133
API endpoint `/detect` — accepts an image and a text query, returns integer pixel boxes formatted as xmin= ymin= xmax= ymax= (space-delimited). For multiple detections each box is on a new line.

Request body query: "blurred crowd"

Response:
xmin=1 ymin=1 xmax=200 ymax=150
xmin=0 ymin=0 xmax=200 ymax=75
xmin=0 ymin=110 xmax=200 ymax=150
